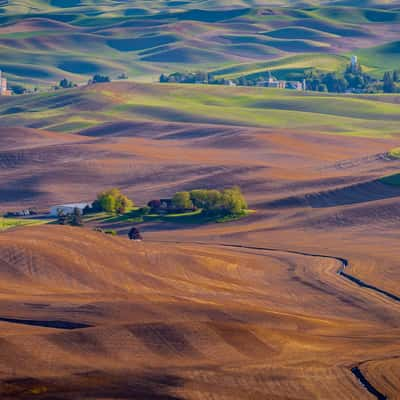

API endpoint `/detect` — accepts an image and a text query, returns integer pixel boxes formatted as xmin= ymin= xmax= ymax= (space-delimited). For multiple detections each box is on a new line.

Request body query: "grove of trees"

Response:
xmin=89 ymin=74 xmax=111 ymax=84
xmin=92 ymin=188 xmax=133 ymax=214
xmin=57 ymin=208 xmax=83 ymax=226
xmin=160 ymin=63 xmax=400 ymax=94
xmin=59 ymin=78 xmax=75 ymax=89
xmin=171 ymin=187 xmax=248 ymax=216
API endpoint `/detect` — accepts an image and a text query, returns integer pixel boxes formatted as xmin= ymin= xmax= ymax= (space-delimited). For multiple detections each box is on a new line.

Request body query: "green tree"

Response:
xmin=383 ymin=72 xmax=395 ymax=93
xmin=96 ymin=188 xmax=133 ymax=214
xmin=99 ymin=193 xmax=116 ymax=213
xmin=59 ymin=78 xmax=73 ymax=89
xmin=70 ymin=208 xmax=83 ymax=226
xmin=393 ymin=70 xmax=399 ymax=83
xmin=159 ymin=73 xmax=168 ymax=83
xmin=10 ymin=84 xmax=27 ymax=95
xmin=190 ymin=189 xmax=209 ymax=209
xmin=90 ymin=74 xmax=110 ymax=84
xmin=190 ymin=187 xmax=247 ymax=215
xmin=172 ymin=191 xmax=193 ymax=210
xmin=221 ymin=187 xmax=247 ymax=215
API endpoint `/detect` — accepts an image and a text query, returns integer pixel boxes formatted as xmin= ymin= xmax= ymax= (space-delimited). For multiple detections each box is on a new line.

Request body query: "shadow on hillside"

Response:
xmin=1 ymin=371 xmax=185 ymax=400
xmin=264 ymin=180 xmax=400 ymax=209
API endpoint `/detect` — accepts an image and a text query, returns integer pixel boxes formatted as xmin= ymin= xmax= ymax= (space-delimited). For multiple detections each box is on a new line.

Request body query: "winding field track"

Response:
xmin=151 ymin=239 xmax=400 ymax=399
xmin=153 ymin=240 xmax=400 ymax=305
xmin=0 ymin=226 xmax=399 ymax=399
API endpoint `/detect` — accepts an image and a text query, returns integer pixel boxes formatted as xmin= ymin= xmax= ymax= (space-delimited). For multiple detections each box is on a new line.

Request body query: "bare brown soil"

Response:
xmin=0 ymin=93 xmax=400 ymax=399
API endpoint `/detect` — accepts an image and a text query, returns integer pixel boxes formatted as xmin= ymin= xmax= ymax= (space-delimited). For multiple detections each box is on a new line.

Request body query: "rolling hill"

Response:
xmin=1 ymin=2 xmax=400 ymax=399
xmin=0 ymin=1 xmax=400 ymax=88
xmin=0 ymin=75 xmax=399 ymax=400
xmin=0 ymin=223 xmax=400 ymax=399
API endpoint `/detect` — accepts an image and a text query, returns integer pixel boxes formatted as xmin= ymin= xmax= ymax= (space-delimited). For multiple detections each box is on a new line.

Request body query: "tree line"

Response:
xmin=58 ymin=186 xmax=248 ymax=227
xmin=304 ymin=62 xmax=400 ymax=93
xmin=9 ymin=73 xmax=129 ymax=95
xmin=170 ymin=187 xmax=248 ymax=216
xmin=159 ymin=62 xmax=400 ymax=93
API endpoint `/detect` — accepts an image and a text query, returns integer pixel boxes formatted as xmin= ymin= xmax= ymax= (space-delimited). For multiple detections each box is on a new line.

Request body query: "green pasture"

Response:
xmin=1 ymin=82 xmax=400 ymax=137
xmin=0 ymin=1 xmax=399 ymax=87
xmin=0 ymin=217 xmax=48 ymax=231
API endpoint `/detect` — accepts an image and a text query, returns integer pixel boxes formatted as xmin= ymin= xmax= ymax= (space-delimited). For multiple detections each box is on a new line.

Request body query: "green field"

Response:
xmin=380 ymin=173 xmax=400 ymax=186
xmin=84 ymin=208 xmax=252 ymax=228
xmin=388 ymin=147 xmax=400 ymax=158
xmin=1 ymin=82 xmax=400 ymax=138
xmin=0 ymin=1 xmax=400 ymax=88
xmin=0 ymin=217 xmax=48 ymax=231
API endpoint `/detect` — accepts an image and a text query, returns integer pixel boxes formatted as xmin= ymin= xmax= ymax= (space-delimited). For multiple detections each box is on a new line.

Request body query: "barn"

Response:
xmin=50 ymin=203 xmax=91 ymax=217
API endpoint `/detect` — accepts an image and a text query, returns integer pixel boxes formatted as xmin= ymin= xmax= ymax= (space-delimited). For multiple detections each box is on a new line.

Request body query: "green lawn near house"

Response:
xmin=0 ymin=218 xmax=48 ymax=231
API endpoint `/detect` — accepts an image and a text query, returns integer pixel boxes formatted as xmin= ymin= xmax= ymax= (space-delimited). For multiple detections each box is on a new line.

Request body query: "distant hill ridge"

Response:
xmin=1 ymin=0 xmax=400 ymax=88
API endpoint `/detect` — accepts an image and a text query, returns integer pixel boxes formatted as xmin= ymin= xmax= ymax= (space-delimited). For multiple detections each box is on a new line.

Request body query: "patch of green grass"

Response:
xmin=216 ymin=209 xmax=254 ymax=223
xmin=212 ymin=54 xmax=349 ymax=80
xmin=388 ymin=147 xmax=400 ymax=158
xmin=380 ymin=173 xmax=400 ymax=186
xmin=143 ymin=209 xmax=251 ymax=225
xmin=82 ymin=206 xmax=146 ymax=224
xmin=355 ymin=41 xmax=400 ymax=73
xmin=0 ymin=217 xmax=48 ymax=231
xmin=3 ymin=82 xmax=400 ymax=138
xmin=116 ymin=84 xmax=400 ymax=137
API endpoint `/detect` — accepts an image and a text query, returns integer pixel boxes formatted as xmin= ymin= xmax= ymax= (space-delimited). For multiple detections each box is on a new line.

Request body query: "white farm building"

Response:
xmin=50 ymin=203 xmax=91 ymax=217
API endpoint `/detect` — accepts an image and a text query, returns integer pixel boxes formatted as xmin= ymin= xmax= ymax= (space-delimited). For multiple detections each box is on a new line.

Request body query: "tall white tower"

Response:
xmin=351 ymin=55 xmax=358 ymax=68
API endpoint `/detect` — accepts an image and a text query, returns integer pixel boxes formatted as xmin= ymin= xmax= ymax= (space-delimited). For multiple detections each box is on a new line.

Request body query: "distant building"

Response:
xmin=286 ymin=81 xmax=304 ymax=91
xmin=350 ymin=55 xmax=360 ymax=73
xmin=0 ymin=70 xmax=11 ymax=96
xmin=256 ymin=71 xmax=303 ymax=90
xmin=258 ymin=72 xmax=304 ymax=91
xmin=351 ymin=55 xmax=358 ymax=68
xmin=267 ymin=79 xmax=286 ymax=89
xmin=50 ymin=203 xmax=91 ymax=217
xmin=266 ymin=72 xmax=286 ymax=89
xmin=225 ymin=80 xmax=237 ymax=87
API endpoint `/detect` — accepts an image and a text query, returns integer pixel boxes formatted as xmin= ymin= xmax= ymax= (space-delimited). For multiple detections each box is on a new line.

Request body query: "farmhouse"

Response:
xmin=286 ymin=81 xmax=304 ymax=91
xmin=50 ymin=203 xmax=91 ymax=217
xmin=265 ymin=74 xmax=286 ymax=89
xmin=258 ymin=72 xmax=304 ymax=91
xmin=0 ymin=70 xmax=11 ymax=96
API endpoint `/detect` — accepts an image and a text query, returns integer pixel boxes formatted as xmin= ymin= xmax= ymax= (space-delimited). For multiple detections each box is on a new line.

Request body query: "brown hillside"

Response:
xmin=0 ymin=226 xmax=399 ymax=399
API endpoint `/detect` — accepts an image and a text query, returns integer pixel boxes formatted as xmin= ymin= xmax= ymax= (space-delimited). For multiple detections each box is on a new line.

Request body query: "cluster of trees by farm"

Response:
xmin=57 ymin=188 xmax=133 ymax=227
xmin=160 ymin=71 xmax=222 ymax=85
xmin=177 ymin=187 xmax=247 ymax=216
xmin=57 ymin=187 xmax=249 ymax=228
xmin=57 ymin=207 xmax=84 ymax=227
xmin=304 ymin=63 xmax=400 ymax=93
xmin=159 ymin=71 xmax=267 ymax=87
xmin=148 ymin=187 xmax=248 ymax=217
xmin=159 ymin=62 xmax=400 ymax=93
xmin=91 ymin=188 xmax=134 ymax=214
xmin=11 ymin=73 xmax=129 ymax=95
